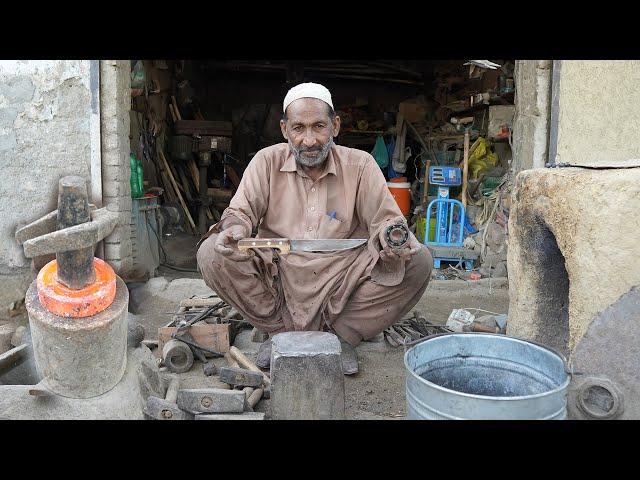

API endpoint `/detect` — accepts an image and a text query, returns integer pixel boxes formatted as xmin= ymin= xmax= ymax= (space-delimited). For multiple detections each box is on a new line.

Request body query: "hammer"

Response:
xmin=143 ymin=375 xmax=193 ymax=420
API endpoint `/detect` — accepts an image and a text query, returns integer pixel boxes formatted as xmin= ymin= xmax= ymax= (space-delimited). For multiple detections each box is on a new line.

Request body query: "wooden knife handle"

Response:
xmin=237 ymin=238 xmax=291 ymax=254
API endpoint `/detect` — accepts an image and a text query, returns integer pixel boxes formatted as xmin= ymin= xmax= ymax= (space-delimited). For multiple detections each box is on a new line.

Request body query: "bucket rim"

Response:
xmin=403 ymin=332 xmax=571 ymax=401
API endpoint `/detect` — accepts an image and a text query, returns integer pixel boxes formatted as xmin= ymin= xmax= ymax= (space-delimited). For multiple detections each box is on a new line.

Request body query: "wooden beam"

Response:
xmin=159 ymin=150 xmax=196 ymax=232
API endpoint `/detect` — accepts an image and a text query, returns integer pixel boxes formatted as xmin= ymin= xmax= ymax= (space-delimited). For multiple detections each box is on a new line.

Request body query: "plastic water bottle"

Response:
xmin=130 ymin=153 xmax=144 ymax=198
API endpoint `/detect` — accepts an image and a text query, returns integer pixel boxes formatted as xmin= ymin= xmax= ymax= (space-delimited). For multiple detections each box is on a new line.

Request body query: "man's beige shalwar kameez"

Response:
xmin=197 ymin=143 xmax=432 ymax=346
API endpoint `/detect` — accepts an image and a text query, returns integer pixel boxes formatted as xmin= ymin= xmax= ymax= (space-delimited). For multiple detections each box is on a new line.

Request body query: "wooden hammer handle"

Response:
xmin=229 ymin=346 xmax=271 ymax=388
xmin=237 ymin=238 xmax=291 ymax=255
xmin=248 ymin=388 xmax=264 ymax=408
xmin=225 ymin=352 xmax=240 ymax=369
xmin=165 ymin=375 xmax=180 ymax=404
xmin=470 ymin=323 xmax=500 ymax=334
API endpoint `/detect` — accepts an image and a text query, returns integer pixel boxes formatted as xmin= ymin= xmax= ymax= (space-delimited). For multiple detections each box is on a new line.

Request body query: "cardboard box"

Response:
xmin=399 ymin=100 xmax=429 ymax=123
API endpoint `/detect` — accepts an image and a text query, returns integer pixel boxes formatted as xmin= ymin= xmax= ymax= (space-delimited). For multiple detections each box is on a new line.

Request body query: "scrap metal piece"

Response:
xmin=567 ymin=285 xmax=640 ymax=420
xmin=385 ymin=223 xmax=410 ymax=249
xmin=203 ymin=360 xmax=217 ymax=376
xmin=55 ymin=176 xmax=95 ymax=288
xmin=16 ymin=204 xmax=119 ymax=259
xmin=162 ymin=339 xmax=194 ymax=374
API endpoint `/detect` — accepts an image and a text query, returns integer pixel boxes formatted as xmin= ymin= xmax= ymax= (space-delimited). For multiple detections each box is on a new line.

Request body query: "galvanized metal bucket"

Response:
xmin=405 ymin=333 xmax=570 ymax=420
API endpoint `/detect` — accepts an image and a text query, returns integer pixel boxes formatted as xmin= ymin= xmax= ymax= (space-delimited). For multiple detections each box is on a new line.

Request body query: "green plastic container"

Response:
xmin=416 ymin=217 xmax=437 ymax=243
xmin=130 ymin=153 xmax=144 ymax=198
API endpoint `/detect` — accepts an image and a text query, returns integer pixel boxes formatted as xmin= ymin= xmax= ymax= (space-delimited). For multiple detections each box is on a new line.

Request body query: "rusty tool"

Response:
xmin=15 ymin=176 xmax=119 ymax=318
xmin=162 ymin=339 xmax=194 ymax=373
xmin=144 ymin=375 xmax=193 ymax=420
xmin=224 ymin=352 xmax=264 ymax=409
xmin=229 ymin=346 xmax=271 ymax=388
xmin=177 ymin=388 xmax=245 ymax=414
xmin=219 ymin=366 xmax=263 ymax=388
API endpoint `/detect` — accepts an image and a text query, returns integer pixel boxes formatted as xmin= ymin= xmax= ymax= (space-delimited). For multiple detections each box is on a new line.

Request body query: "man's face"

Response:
xmin=280 ymin=98 xmax=341 ymax=168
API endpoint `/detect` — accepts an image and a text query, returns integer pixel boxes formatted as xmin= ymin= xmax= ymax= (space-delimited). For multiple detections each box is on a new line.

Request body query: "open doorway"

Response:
xmin=128 ymin=59 xmax=515 ymax=280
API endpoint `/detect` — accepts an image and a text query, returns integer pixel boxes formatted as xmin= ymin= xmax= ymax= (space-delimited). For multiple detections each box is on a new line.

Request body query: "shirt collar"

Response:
xmin=280 ymin=144 xmax=338 ymax=178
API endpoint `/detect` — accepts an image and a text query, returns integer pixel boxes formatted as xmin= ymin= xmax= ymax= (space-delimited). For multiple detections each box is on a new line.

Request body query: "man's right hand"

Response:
xmin=214 ymin=224 xmax=247 ymax=257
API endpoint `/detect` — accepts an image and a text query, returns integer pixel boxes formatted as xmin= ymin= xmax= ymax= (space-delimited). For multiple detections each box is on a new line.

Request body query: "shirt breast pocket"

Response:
xmin=319 ymin=215 xmax=350 ymax=238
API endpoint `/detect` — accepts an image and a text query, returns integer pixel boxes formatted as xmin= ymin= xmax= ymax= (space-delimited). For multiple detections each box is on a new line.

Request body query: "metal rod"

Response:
xmin=56 ymin=176 xmax=95 ymax=289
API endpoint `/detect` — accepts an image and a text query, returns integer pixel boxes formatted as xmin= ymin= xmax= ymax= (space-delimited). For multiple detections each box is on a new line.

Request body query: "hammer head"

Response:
xmin=144 ymin=396 xmax=194 ymax=420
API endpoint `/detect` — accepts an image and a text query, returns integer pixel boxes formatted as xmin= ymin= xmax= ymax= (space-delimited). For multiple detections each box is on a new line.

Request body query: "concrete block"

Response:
xmin=270 ymin=331 xmax=345 ymax=420
xmin=102 ymin=180 xmax=130 ymax=198
xmin=195 ymin=412 xmax=265 ymax=420
xmin=25 ymin=277 xmax=128 ymax=398
xmin=103 ymin=224 xmax=133 ymax=244
xmin=102 ymin=163 xmax=128 ymax=183
xmin=177 ymin=388 xmax=245 ymax=414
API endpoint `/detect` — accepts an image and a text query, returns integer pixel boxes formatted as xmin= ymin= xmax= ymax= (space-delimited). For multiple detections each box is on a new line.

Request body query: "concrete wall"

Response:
xmin=512 ymin=60 xmax=551 ymax=173
xmin=0 ymin=60 xmax=93 ymax=319
xmin=554 ymin=60 xmax=640 ymax=166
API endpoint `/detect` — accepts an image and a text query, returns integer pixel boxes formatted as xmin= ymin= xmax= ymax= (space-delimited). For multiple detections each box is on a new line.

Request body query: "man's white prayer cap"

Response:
xmin=283 ymin=82 xmax=334 ymax=113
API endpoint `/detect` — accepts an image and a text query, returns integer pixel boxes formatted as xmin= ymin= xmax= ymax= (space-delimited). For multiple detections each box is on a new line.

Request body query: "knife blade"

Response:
xmin=237 ymin=238 xmax=367 ymax=254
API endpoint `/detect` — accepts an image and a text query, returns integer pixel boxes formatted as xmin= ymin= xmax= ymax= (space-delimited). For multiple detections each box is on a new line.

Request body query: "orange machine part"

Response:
xmin=36 ymin=257 xmax=117 ymax=318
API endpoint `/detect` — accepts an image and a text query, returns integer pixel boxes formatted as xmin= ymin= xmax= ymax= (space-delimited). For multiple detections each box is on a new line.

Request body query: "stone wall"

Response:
xmin=0 ymin=60 xmax=133 ymax=320
xmin=0 ymin=61 xmax=93 ymax=319
xmin=512 ymin=60 xmax=551 ymax=173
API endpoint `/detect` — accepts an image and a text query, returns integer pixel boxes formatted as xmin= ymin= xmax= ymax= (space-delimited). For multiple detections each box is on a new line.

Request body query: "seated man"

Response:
xmin=197 ymin=82 xmax=432 ymax=374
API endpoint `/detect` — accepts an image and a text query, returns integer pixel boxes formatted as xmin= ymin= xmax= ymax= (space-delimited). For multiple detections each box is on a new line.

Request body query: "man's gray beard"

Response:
xmin=290 ymin=138 xmax=333 ymax=168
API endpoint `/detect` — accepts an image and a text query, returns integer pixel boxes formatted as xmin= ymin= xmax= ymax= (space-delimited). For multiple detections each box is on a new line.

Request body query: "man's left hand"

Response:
xmin=379 ymin=229 xmax=422 ymax=261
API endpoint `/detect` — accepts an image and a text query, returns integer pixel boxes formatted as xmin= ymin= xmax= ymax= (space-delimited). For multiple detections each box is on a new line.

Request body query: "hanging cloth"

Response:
xmin=371 ymin=135 xmax=389 ymax=169
xmin=392 ymin=113 xmax=408 ymax=173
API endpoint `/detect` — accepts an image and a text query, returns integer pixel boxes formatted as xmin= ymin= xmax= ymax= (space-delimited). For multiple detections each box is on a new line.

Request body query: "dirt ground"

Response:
xmin=128 ymin=232 xmax=510 ymax=420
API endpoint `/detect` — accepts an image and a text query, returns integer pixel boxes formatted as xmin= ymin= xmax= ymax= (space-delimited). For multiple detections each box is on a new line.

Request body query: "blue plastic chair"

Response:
xmin=424 ymin=198 xmax=466 ymax=247
xmin=424 ymin=198 xmax=473 ymax=270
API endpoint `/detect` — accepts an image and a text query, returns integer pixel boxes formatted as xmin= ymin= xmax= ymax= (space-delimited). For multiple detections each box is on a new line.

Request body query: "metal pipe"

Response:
xmin=547 ymin=60 xmax=562 ymax=167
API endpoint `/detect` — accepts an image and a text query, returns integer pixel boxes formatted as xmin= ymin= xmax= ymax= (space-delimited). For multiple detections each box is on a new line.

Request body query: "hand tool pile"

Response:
xmin=144 ymin=345 xmax=269 ymax=420
xmin=159 ymin=294 xmax=251 ymax=374
xmin=383 ymin=310 xmax=453 ymax=348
